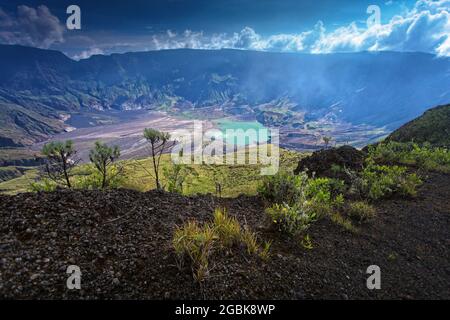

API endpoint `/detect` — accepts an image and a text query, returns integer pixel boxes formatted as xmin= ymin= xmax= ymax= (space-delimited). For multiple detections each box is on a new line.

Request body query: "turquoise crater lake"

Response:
xmin=215 ymin=119 xmax=269 ymax=146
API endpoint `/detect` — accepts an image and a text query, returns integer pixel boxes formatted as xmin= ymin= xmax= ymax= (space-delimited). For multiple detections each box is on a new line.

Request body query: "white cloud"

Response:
xmin=146 ymin=0 xmax=450 ymax=56
xmin=72 ymin=47 xmax=104 ymax=60
xmin=233 ymin=27 xmax=262 ymax=49
xmin=3 ymin=1 xmax=447 ymax=58
xmin=311 ymin=0 xmax=450 ymax=55
xmin=0 ymin=5 xmax=64 ymax=48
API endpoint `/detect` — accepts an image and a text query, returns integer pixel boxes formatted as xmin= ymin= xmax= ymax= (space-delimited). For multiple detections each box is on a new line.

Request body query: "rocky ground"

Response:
xmin=294 ymin=145 xmax=366 ymax=183
xmin=0 ymin=172 xmax=449 ymax=299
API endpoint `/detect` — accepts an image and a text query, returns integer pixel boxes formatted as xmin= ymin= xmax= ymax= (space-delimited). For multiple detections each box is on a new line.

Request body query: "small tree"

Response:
xmin=163 ymin=149 xmax=189 ymax=194
xmin=42 ymin=140 xmax=78 ymax=188
xmin=322 ymin=136 xmax=332 ymax=149
xmin=163 ymin=163 xmax=188 ymax=194
xmin=143 ymin=128 xmax=171 ymax=190
xmin=89 ymin=141 xmax=121 ymax=189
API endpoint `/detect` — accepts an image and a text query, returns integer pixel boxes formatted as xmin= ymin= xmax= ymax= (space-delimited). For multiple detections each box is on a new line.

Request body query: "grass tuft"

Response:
xmin=331 ymin=213 xmax=358 ymax=233
xmin=347 ymin=201 xmax=376 ymax=223
xmin=173 ymin=208 xmax=270 ymax=283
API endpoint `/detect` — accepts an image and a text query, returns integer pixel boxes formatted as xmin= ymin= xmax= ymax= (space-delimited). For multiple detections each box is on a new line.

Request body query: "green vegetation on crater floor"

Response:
xmin=0 ymin=148 xmax=304 ymax=197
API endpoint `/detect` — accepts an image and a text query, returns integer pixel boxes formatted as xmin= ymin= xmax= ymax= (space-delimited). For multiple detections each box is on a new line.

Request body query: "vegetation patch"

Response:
xmin=257 ymin=170 xmax=308 ymax=205
xmin=0 ymin=166 xmax=23 ymax=182
xmin=0 ymin=168 xmax=38 ymax=194
xmin=367 ymin=141 xmax=450 ymax=173
xmin=330 ymin=213 xmax=358 ymax=233
xmin=3 ymin=145 xmax=302 ymax=198
xmin=386 ymin=103 xmax=450 ymax=147
xmin=173 ymin=208 xmax=270 ymax=283
xmin=260 ymin=171 xmax=345 ymax=236
xmin=352 ymin=160 xmax=422 ymax=200
xmin=346 ymin=201 xmax=376 ymax=223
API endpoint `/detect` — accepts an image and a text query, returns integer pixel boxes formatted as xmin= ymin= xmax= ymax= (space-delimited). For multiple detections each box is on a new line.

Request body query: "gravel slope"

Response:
xmin=0 ymin=173 xmax=449 ymax=299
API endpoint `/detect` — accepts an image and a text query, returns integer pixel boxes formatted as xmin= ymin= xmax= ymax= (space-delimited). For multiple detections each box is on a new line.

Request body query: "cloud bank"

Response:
xmin=149 ymin=0 xmax=450 ymax=57
xmin=0 ymin=1 xmax=448 ymax=58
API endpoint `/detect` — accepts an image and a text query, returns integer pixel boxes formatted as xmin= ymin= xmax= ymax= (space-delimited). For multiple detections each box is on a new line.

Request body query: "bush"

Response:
xmin=259 ymin=171 xmax=344 ymax=209
xmin=29 ymin=178 xmax=57 ymax=192
xmin=89 ymin=141 xmax=121 ymax=189
xmin=265 ymin=203 xmax=317 ymax=236
xmin=306 ymin=177 xmax=332 ymax=202
xmin=359 ymin=161 xmax=422 ymax=200
xmin=367 ymin=142 xmax=406 ymax=165
xmin=261 ymin=171 xmax=346 ymax=235
xmin=163 ymin=163 xmax=188 ymax=194
xmin=72 ymin=165 xmax=124 ymax=190
xmin=257 ymin=171 xmax=308 ymax=205
xmin=41 ymin=140 xmax=79 ymax=189
xmin=368 ymin=142 xmax=450 ymax=173
xmin=347 ymin=201 xmax=376 ymax=223
xmin=306 ymin=178 xmax=344 ymax=217
xmin=408 ymin=143 xmax=450 ymax=172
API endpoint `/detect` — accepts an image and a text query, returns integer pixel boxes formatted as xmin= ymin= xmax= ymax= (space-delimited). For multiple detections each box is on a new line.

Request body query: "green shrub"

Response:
xmin=306 ymin=178 xmax=344 ymax=217
xmin=368 ymin=142 xmax=450 ymax=173
xmin=163 ymin=163 xmax=188 ymax=194
xmin=360 ymin=161 xmax=422 ymax=199
xmin=261 ymin=171 xmax=346 ymax=235
xmin=367 ymin=142 xmax=406 ymax=164
xmin=328 ymin=178 xmax=347 ymax=197
xmin=347 ymin=201 xmax=376 ymax=222
xmin=257 ymin=171 xmax=308 ymax=205
xmin=259 ymin=171 xmax=344 ymax=210
xmin=72 ymin=165 xmax=124 ymax=190
xmin=89 ymin=141 xmax=121 ymax=189
xmin=330 ymin=164 xmax=344 ymax=174
xmin=41 ymin=140 xmax=78 ymax=189
xmin=266 ymin=203 xmax=317 ymax=236
xmin=305 ymin=177 xmax=332 ymax=201
xmin=408 ymin=143 xmax=450 ymax=172
xmin=29 ymin=178 xmax=57 ymax=192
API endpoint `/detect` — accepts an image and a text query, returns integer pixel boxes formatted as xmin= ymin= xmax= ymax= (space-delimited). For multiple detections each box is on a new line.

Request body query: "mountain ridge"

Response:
xmin=0 ymin=44 xmax=449 ymax=147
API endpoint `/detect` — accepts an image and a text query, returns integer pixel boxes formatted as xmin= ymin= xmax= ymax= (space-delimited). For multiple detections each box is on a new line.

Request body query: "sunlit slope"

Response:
xmin=0 ymin=147 xmax=304 ymax=197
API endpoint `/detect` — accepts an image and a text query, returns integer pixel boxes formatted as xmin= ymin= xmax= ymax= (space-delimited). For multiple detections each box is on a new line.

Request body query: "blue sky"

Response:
xmin=0 ymin=0 xmax=414 ymax=34
xmin=0 ymin=0 xmax=448 ymax=58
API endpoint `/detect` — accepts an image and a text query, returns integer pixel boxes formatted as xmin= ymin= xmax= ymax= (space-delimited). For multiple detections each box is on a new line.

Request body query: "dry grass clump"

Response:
xmin=173 ymin=208 xmax=270 ymax=282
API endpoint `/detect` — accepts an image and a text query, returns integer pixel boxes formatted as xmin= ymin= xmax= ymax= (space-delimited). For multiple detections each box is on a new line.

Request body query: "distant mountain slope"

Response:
xmin=386 ymin=104 xmax=450 ymax=147
xmin=0 ymin=44 xmax=449 ymax=146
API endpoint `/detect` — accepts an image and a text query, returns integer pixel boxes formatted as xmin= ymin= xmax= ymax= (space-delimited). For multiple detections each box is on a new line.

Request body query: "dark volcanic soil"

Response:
xmin=0 ymin=173 xmax=449 ymax=299
xmin=294 ymin=145 xmax=366 ymax=183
